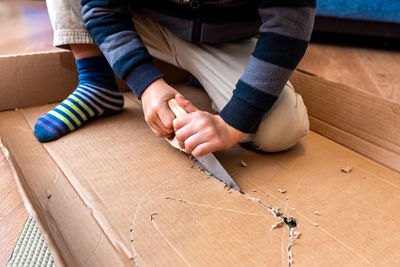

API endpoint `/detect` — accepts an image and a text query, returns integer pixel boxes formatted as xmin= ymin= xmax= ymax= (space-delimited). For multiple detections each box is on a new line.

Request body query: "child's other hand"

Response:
xmin=172 ymin=94 xmax=245 ymax=157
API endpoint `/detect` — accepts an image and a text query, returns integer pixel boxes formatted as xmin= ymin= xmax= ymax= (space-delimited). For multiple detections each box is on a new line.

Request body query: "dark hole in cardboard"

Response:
xmin=284 ymin=217 xmax=297 ymax=228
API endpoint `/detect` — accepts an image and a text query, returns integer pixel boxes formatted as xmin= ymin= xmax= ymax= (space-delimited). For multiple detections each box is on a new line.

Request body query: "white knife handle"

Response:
xmin=168 ymin=98 xmax=187 ymax=118
xmin=166 ymin=99 xmax=186 ymax=150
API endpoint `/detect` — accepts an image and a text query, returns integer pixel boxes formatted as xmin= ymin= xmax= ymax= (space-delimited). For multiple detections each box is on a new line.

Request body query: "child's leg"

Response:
xmin=35 ymin=2 xmax=124 ymax=142
xmin=34 ymin=44 xmax=123 ymax=142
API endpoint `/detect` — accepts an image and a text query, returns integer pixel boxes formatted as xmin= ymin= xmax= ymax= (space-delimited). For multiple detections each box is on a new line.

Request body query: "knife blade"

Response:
xmin=196 ymin=153 xmax=240 ymax=191
xmin=167 ymin=98 xmax=241 ymax=191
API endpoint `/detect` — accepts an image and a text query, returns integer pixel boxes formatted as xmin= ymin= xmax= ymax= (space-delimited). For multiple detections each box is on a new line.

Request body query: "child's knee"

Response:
xmin=249 ymin=82 xmax=309 ymax=152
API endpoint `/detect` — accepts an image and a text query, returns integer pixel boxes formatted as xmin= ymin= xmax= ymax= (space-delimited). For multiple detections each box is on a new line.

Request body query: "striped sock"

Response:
xmin=34 ymin=56 xmax=123 ymax=142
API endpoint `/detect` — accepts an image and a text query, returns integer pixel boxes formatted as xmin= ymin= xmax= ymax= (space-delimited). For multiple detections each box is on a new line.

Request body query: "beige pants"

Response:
xmin=133 ymin=14 xmax=309 ymax=152
xmin=46 ymin=0 xmax=309 ymax=152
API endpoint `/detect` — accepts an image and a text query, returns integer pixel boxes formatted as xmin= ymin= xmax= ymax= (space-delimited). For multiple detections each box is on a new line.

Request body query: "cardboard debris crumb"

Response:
xmin=340 ymin=166 xmax=352 ymax=173
xmin=361 ymin=175 xmax=366 ymax=179
xmin=314 ymin=222 xmax=319 ymax=227
xmin=150 ymin=212 xmax=158 ymax=221
xmin=240 ymin=160 xmax=247 ymax=167
xmin=224 ymin=184 xmax=233 ymax=191
xmin=252 ymin=189 xmax=256 ymax=192
xmin=271 ymin=221 xmax=285 ymax=230
xmin=278 ymin=189 xmax=286 ymax=194
xmin=294 ymin=231 xmax=301 ymax=239
xmin=314 ymin=210 xmax=321 ymax=216
xmin=291 ymin=208 xmax=296 ymax=211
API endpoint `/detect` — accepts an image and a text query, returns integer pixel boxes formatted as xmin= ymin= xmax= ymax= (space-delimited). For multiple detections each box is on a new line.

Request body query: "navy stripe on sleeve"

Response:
xmin=234 ymin=80 xmax=278 ymax=112
xmin=220 ymin=81 xmax=279 ymax=133
xmin=125 ymin=61 xmax=164 ymax=98
xmin=112 ymin=49 xmax=152 ymax=78
xmin=253 ymin=32 xmax=309 ymax=70
xmin=85 ymin=15 xmax=133 ymax=44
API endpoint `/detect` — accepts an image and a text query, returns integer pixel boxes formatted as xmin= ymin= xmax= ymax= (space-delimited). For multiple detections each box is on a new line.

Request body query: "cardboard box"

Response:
xmin=1 ymin=50 xmax=400 ymax=266
xmin=291 ymin=69 xmax=400 ymax=173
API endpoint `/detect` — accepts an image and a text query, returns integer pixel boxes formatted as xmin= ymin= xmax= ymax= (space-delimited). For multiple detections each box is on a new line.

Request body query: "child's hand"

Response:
xmin=172 ymin=94 xmax=245 ymax=157
xmin=141 ymin=78 xmax=178 ymax=138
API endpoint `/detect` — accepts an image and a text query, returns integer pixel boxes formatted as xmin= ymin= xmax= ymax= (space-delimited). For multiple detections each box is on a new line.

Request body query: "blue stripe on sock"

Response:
xmin=79 ymin=83 xmax=120 ymax=98
xmin=77 ymin=86 xmax=123 ymax=108
xmin=37 ymin=117 xmax=63 ymax=135
xmin=79 ymin=74 xmax=118 ymax=89
xmin=76 ymin=88 xmax=114 ymax=108
xmin=75 ymin=89 xmax=117 ymax=113
xmin=253 ymin=32 xmax=308 ymax=70
xmin=67 ymin=97 xmax=92 ymax=119
xmin=72 ymin=93 xmax=100 ymax=116
xmin=60 ymin=102 xmax=86 ymax=124
xmin=76 ymin=56 xmax=113 ymax=74
xmin=53 ymin=108 xmax=80 ymax=129
xmin=47 ymin=113 xmax=72 ymax=133
xmin=79 ymin=83 xmax=123 ymax=103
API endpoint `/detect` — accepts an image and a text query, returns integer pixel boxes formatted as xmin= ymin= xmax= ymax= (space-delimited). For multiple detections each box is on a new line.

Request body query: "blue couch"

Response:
xmin=317 ymin=0 xmax=400 ymax=23
xmin=314 ymin=0 xmax=400 ymax=38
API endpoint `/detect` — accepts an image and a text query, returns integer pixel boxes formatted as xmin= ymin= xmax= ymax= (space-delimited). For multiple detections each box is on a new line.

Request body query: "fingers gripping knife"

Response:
xmin=166 ymin=99 xmax=241 ymax=191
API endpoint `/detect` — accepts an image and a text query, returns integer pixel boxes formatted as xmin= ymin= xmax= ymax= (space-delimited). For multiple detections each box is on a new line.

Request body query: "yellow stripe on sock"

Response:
xmin=69 ymin=95 xmax=95 ymax=117
xmin=64 ymin=99 xmax=88 ymax=120
xmin=57 ymin=106 xmax=82 ymax=127
xmin=48 ymin=110 xmax=75 ymax=131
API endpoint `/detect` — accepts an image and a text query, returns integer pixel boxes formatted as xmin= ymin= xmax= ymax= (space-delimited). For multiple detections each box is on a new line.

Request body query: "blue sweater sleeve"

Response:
xmin=219 ymin=0 xmax=316 ymax=133
xmin=81 ymin=0 xmax=164 ymax=98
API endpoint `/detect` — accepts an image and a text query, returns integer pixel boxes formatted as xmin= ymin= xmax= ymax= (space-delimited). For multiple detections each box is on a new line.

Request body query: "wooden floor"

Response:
xmin=299 ymin=42 xmax=400 ymax=103
xmin=0 ymin=0 xmax=399 ymax=265
xmin=0 ymin=0 xmax=56 ymax=55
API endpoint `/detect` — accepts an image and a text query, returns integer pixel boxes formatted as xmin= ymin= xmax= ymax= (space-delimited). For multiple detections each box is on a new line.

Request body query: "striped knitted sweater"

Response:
xmin=81 ymin=0 xmax=316 ymax=133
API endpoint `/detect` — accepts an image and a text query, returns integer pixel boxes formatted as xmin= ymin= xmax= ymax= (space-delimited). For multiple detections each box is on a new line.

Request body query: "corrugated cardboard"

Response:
xmin=291 ymin=69 xmax=400 ymax=172
xmin=1 ymin=50 xmax=400 ymax=266
xmin=0 ymin=51 xmax=78 ymax=111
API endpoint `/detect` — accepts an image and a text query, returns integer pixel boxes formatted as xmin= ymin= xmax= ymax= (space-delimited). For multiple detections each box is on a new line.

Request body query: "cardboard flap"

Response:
xmin=0 ymin=51 xmax=78 ymax=111
xmin=291 ymin=69 xmax=400 ymax=172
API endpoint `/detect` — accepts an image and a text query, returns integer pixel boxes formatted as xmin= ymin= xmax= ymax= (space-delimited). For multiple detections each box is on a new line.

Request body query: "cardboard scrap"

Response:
xmin=341 ymin=166 xmax=352 ymax=173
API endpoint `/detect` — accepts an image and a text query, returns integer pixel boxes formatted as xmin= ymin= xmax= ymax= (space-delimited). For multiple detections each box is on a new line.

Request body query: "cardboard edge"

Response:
xmin=0 ymin=50 xmax=72 ymax=58
xmin=0 ymin=138 xmax=66 ymax=267
xmin=0 ymin=50 xmax=78 ymax=112
xmin=309 ymin=116 xmax=400 ymax=172
xmin=291 ymin=69 xmax=400 ymax=172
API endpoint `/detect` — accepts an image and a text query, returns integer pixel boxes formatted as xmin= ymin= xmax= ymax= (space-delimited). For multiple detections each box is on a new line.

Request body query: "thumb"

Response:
xmin=175 ymin=93 xmax=197 ymax=113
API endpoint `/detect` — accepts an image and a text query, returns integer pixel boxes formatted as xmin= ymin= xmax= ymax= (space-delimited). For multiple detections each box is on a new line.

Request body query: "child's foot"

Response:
xmin=34 ymin=56 xmax=123 ymax=142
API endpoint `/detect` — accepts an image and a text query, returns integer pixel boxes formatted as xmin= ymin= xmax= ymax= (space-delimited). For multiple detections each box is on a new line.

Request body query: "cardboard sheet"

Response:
xmin=1 ymin=88 xmax=400 ymax=266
